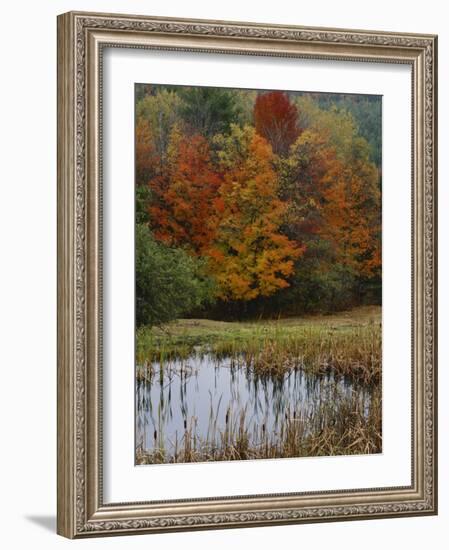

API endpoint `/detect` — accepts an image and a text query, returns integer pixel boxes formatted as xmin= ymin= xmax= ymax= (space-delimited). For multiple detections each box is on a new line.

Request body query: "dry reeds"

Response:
xmin=136 ymin=309 xmax=382 ymax=464
xmin=137 ymin=322 xmax=381 ymax=385
xmin=136 ymin=386 xmax=382 ymax=464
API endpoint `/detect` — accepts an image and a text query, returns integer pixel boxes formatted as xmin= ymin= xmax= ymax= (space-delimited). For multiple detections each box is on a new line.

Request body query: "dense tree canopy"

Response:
xmin=135 ymin=84 xmax=382 ymax=324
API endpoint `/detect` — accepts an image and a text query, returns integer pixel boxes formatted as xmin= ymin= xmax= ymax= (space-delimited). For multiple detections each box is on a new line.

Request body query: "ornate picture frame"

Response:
xmin=57 ymin=11 xmax=437 ymax=538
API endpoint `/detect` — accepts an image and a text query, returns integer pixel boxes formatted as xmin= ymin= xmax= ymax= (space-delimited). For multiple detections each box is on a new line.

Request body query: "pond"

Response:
xmin=136 ymin=353 xmax=375 ymax=462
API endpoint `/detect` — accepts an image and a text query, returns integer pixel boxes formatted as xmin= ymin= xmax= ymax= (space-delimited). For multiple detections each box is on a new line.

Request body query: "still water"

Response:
xmin=136 ymin=354 xmax=373 ymax=458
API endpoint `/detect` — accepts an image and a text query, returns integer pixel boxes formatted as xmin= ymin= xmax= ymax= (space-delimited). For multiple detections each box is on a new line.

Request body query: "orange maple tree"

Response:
xmin=206 ymin=127 xmax=304 ymax=301
xmin=136 ymin=118 xmax=159 ymax=186
xmin=278 ymin=127 xmax=381 ymax=280
xmin=148 ymin=131 xmax=222 ymax=254
xmin=317 ymin=145 xmax=381 ymax=277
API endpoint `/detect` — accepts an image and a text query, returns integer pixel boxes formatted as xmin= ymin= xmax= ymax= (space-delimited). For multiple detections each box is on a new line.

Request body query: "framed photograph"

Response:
xmin=57 ymin=11 xmax=438 ymax=538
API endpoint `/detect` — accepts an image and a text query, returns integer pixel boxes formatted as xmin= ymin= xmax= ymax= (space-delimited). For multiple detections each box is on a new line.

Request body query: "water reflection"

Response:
xmin=136 ymin=354 xmax=373 ymax=457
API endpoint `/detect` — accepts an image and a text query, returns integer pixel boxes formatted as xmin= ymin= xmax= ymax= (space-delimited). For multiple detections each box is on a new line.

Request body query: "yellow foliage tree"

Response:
xmin=206 ymin=126 xmax=303 ymax=301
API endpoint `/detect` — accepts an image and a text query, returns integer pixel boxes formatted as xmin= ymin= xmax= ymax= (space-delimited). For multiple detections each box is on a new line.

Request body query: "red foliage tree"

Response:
xmin=148 ymin=133 xmax=222 ymax=254
xmin=254 ymin=91 xmax=300 ymax=155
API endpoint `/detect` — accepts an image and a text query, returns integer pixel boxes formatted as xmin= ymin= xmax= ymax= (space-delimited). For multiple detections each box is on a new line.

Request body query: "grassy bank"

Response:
xmin=137 ymin=305 xmax=381 ymax=384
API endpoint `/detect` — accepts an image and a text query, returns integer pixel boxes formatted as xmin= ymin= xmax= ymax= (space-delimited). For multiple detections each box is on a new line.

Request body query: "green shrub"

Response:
xmin=136 ymin=224 xmax=215 ymax=326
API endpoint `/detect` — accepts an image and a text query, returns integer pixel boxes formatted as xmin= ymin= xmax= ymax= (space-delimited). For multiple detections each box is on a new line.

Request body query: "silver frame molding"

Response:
xmin=57 ymin=11 xmax=438 ymax=538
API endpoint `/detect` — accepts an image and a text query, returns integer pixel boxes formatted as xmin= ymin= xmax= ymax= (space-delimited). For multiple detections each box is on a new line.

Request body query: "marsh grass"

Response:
xmin=136 ymin=385 xmax=382 ymax=464
xmin=137 ymin=306 xmax=381 ymax=385
xmin=136 ymin=306 xmax=381 ymax=463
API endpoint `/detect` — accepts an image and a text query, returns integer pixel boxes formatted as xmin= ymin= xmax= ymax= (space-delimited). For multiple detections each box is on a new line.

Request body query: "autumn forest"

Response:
xmin=135 ymin=84 xmax=382 ymax=464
